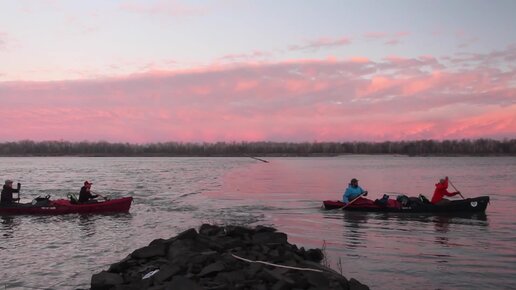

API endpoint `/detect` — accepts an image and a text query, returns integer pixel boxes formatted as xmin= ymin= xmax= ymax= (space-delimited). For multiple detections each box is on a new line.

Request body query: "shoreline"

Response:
xmin=0 ymin=153 xmax=514 ymax=157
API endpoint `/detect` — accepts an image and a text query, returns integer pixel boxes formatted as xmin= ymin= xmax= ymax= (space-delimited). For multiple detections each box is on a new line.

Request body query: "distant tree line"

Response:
xmin=0 ymin=139 xmax=514 ymax=156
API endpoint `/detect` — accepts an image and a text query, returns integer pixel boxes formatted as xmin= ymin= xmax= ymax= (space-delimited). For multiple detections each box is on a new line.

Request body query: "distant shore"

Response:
xmin=0 ymin=153 xmax=514 ymax=157
xmin=0 ymin=139 xmax=514 ymax=157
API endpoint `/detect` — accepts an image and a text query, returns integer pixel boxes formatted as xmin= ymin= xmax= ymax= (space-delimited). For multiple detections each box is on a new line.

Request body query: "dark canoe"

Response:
xmin=323 ymin=196 xmax=490 ymax=213
xmin=0 ymin=197 xmax=133 ymax=215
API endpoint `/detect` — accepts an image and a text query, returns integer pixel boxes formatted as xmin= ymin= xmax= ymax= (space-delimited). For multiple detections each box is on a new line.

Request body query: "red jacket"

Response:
xmin=431 ymin=177 xmax=458 ymax=204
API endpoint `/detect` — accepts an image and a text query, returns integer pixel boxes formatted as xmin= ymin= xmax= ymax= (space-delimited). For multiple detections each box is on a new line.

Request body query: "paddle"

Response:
xmin=448 ymin=179 xmax=465 ymax=199
xmin=17 ymin=182 xmax=21 ymax=203
xmin=92 ymin=191 xmax=108 ymax=201
xmin=342 ymin=191 xmax=367 ymax=209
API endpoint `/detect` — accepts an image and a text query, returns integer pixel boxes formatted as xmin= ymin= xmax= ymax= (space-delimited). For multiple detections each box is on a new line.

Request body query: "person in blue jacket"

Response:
xmin=343 ymin=178 xmax=368 ymax=203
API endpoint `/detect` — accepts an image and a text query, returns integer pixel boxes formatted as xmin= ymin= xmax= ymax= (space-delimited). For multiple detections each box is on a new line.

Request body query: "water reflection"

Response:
xmin=433 ymin=216 xmax=451 ymax=247
xmin=78 ymin=215 xmax=96 ymax=237
xmin=1 ymin=216 xmax=18 ymax=239
xmin=342 ymin=211 xmax=369 ymax=250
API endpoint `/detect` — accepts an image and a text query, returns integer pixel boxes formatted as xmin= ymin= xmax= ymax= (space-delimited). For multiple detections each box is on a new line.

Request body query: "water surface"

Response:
xmin=0 ymin=156 xmax=515 ymax=289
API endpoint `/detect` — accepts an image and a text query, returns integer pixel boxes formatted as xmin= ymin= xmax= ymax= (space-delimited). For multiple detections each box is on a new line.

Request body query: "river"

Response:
xmin=0 ymin=156 xmax=515 ymax=289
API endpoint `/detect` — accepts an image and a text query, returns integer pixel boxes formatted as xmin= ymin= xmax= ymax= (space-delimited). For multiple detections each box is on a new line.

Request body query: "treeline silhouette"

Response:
xmin=0 ymin=139 xmax=514 ymax=156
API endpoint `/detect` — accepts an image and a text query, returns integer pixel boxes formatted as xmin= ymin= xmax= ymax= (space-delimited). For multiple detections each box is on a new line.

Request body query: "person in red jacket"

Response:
xmin=431 ymin=176 xmax=461 ymax=205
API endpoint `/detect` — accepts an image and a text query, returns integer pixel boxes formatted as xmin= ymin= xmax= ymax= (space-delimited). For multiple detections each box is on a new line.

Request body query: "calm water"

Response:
xmin=0 ymin=156 xmax=515 ymax=289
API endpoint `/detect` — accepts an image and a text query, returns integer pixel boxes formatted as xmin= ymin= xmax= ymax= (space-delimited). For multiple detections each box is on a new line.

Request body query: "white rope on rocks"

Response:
xmin=230 ymin=253 xmax=323 ymax=273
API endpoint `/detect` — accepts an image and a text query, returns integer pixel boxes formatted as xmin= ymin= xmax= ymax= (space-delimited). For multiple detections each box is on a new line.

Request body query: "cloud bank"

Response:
xmin=1 ymin=47 xmax=515 ymax=142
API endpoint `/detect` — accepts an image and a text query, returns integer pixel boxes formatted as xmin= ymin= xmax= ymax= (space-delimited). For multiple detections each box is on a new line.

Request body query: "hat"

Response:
xmin=5 ymin=179 xmax=13 ymax=185
xmin=84 ymin=181 xmax=92 ymax=185
xmin=350 ymin=178 xmax=358 ymax=183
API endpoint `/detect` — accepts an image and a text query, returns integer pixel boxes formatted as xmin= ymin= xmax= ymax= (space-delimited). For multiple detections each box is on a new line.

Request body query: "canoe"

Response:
xmin=323 ymin=196 xmax=489 ymax=213
xmin=0 ymin=197 xmax=133 ymax=215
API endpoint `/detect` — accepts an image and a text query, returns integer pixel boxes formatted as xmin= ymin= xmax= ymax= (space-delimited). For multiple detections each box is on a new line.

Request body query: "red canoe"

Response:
xmin=0 ymin=197 xmax=133 ymax=215
xmin=323 ymin=196 xmax=489 ymax=213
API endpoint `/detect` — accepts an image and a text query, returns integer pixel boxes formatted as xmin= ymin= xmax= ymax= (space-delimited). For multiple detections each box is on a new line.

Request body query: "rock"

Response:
xmin=254 ymin=225 xmax=277 ymax=232
xmin=260 ymin=268 xmax=295 ymax=284
xmin=305 ymin=248 xmax=324 ymax=262
xmin=224 ymin=225 xmax=254 ymax=237
xmin=252 ymin=232 xmax=288 ymax=245
xmin=90 ymin=224 xmax=370 ymax=290
xmin=108 ymin=256 xmax=136 ymax=273
xmin=165 ymin=276 xmax=203 ymax=290
xmin=167 ymin=239 xmax=192 ymax=260
xmin=91 ymin=271 xmax=124 ymax=290
xmin=131 ymin=243 xmax=166 ymax=259
xmin=303 ymin=271 xmax=330 ymax=288
xmin=153 ymin=264 xmax=181 ymax=284
xmin=349 ymin=278 xmax=370 ymax=290
xmin=199 ymin=223 xmax=222 ymax=236
xmin=176 ymin=228 xmax=198 ymax=240
xmin=214 ymin=270 xmax=246 ymax=284
xmin=149 ymin=238 xmax=167 ymax=246
xmin=271 ymin=280 xmax=289 ymax=290
xmin=199 ymin=261 xmax=226 ymax=277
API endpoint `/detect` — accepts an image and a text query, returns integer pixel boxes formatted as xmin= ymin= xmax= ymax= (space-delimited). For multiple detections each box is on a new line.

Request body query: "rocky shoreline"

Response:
xmin=91 ymin=224 xmax=370 ymax=290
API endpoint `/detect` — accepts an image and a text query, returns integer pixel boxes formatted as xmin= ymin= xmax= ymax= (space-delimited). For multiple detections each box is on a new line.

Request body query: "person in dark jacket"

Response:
xmin=78 ymin=181 xmax=98 ymax=203
xmin=1 ymin=180 xmax=20 ymax=204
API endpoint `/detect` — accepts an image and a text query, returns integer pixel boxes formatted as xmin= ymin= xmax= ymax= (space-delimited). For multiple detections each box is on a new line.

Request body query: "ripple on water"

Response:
xmin=1 ymin=156 xmax=515 ymax=289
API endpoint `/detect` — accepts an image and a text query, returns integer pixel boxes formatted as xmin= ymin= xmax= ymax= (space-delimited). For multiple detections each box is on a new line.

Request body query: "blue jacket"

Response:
xmin=343 ymin=185 xmax=366 ymax=203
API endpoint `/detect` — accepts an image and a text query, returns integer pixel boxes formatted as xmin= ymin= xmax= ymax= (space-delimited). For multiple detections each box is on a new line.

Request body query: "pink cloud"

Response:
xmin=364 ymin=31 xmax=410 ymax=46
xmin=349 ymin=57 xmax=369 ymax=63
xmin=0 ymin=47 xmax=515 ymax=142
xmin=219 ymin=51 xmax=272 ymax=62
xmin=289 ymin=37 xmax=351 ymax=51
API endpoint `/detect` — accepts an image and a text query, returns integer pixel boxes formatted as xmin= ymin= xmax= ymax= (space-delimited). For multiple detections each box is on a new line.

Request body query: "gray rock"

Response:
xmin=199 ymin=261 xmax=226 ymax=277
xmin=349 ymin=278 xmax=370 ymax=290
xmin=305 ymin=248 xmax=324 ymax=262
xmin=251 ymin=284 xmax=268 ymax=290
xmin=131 ymin=243 xmax=166 ymax=259
xmin=167 ymin=240 xmax=192 ymax=260
xmin=176 ymin=228 xmax=198 ymax=240
xmin=214 ymin=270 xmax=246 ymax=284
xmin=199 ymin=224 xmax=222 ymax=236
xmin=108 ymin=256 xmax=136 ymax=273
xmin=271 ymin=280 xmax=289 ymax=290
xmin=262 ymin=268 xmax=295 ymax=285
xmin=303 ymin=271 xmax=330 ymax=288
xmin=165 ymin=276 xmax=203 ymax=290
xmin=196 ymin=235 xmax=225 ymax=252
xmin=188 ymin=263 xmax=203 ymax=274
xmin=225 ymin=225 xmax=254 ymax=237
xmin=114 ymin=279 xmax=152 ymax=290
xmin=153 ymin=264 xmax=181 ymax=284
xmin=252 ymin=232 xmax=288 ymax=245
xmin=149 ymin=238 xmax=167 ymax=246
xmin=91 ymin=271 xmax=124 ymax=290
xmin=246 ymin=263 xmax=263 ymax=276
xmin=254 ymin=225 xmax=277 ymax=232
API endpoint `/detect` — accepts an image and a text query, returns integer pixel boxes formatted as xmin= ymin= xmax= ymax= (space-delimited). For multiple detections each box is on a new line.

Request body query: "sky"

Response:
xmin=0 ymin=0 xmax=515 ymax=143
